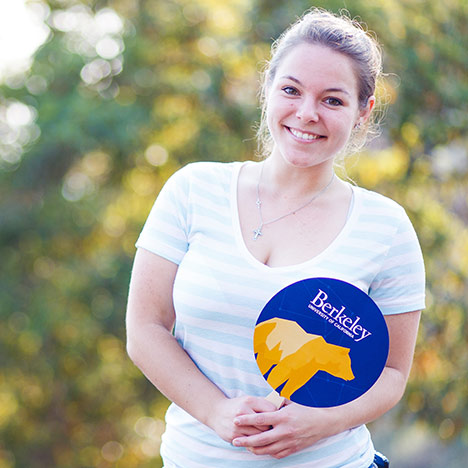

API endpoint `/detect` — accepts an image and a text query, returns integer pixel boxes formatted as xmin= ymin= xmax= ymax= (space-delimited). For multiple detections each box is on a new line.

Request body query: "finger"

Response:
xmin=272 ymin=448 xmax=294 ymax=459
xmin=253 ymin=424 xmax=272 ymax=432
xmin=244 ymin=396 xmax=278 ymax=413
xmin=234 ymin=411 xmax=277 ymax=428
xmin=240 ymin=422 xmax=272 ymax=432
xmin=232 ymin=429 xmax=276 ymax=448
xmin=235 ymin=425 xmax=265 ymax=437
xmin=246 ymin=440 xmax=291 ymax=457
xmin=242 ymin=441 xmax=288 ymax=457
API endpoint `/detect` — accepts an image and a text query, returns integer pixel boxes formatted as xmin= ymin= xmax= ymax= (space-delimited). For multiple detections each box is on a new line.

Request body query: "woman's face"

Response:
xmin=266 ymin=42 xmax=374 ymax=169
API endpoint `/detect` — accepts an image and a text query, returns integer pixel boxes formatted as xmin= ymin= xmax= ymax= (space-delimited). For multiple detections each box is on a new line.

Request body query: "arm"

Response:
xmin=231 ymin=310 xmax=421 ymax=459
xmin=126 ymin=248 xmax=275 ymax=442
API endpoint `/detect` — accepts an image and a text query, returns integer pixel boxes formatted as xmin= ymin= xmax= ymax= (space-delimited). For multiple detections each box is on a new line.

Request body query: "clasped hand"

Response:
xmin=209 ymin=396 xmax=334 ymax=460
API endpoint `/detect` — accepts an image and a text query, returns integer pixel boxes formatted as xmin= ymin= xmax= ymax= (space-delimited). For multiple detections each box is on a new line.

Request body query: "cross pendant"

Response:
xmin=253 ymin=227 xmax=262 ymax=240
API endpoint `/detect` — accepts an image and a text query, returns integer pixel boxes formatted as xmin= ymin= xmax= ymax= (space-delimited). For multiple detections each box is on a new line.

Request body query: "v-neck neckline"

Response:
xmin=230 ymin=161 xmax=360 ymax=272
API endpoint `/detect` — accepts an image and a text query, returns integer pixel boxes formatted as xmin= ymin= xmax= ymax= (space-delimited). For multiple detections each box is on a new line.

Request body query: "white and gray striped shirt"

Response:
xmin=136 ymin=161 xmax=425 ymax=468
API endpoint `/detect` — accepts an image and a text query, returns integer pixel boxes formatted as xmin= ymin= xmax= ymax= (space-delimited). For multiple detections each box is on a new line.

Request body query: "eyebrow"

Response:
xmin=279 ymin=75 xmax=351 ymax=96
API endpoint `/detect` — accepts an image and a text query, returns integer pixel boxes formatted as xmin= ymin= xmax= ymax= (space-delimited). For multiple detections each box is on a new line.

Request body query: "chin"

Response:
xmin=282 ymin=154 xmax=333 ymax=169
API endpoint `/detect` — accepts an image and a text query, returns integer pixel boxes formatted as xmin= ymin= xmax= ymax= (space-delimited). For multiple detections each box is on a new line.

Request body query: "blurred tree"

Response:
xmin=0 ymin=0 xmax=467 ymax=466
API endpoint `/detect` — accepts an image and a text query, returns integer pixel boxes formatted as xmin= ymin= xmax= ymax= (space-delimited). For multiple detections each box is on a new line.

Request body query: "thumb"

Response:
xmin=249 ymin=396 xmax=278 ymax=413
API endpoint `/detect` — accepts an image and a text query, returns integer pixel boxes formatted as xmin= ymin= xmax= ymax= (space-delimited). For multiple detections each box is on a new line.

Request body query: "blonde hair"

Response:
xmin=257 ymin=8 xmax=383 ymax=159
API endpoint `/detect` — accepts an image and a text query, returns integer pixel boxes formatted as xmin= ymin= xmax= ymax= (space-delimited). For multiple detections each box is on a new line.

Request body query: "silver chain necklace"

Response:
xmin=253 ymin=165 xmax=335 ymax=240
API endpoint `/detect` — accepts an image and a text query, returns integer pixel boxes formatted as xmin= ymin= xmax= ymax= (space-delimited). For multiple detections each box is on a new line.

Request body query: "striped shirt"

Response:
xmin=136 ymin=161 xmax=425 ymax=467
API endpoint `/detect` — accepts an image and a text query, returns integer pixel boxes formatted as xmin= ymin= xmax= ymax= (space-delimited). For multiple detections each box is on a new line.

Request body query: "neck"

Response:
xmin=261 ymin=156 xmax=336 ymax=200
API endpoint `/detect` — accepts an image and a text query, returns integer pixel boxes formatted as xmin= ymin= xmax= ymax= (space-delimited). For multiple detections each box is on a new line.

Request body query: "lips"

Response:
xmin=286 ymin=126 xmax=325 ymax=141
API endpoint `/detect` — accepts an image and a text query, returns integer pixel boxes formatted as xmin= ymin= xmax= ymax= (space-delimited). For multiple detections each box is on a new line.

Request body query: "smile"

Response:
xmin=286 ymin=127 xmax=324 ymax=141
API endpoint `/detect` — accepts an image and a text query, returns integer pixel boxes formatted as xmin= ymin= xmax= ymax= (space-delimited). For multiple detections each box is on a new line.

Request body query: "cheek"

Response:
xmin=336 ymin=123 xmax=354 ymax=144
xmin=265 ymin=101 xmax=281 ymax=133
xmin=266 ymin=99 xmax=295 ymax=128
xmin=266 ymin=107 xmax=274 ymax=134
xmin=330 ymin=110 xmax=357 ymax=134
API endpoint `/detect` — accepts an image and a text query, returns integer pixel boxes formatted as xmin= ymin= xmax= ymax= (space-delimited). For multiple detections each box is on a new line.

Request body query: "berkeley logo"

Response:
xmin=308 ymin=289 xmax=372 ymax=342
xmin=255 ymin=278 xmax=389 ymax=407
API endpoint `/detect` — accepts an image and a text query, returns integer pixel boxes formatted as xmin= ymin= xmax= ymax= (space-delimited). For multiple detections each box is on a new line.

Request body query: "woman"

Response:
xmin=126 ymin=8 xmax=425 ymax=467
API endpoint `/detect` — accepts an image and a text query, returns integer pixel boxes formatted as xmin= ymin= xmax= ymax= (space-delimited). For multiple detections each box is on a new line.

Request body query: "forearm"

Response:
xmin=126 ymin=249 xmax=277 ymax=443
xmin=328 ymin=311 xmax=421 ymax=434
xmin=126 ymin=249 xmax=228 ymax=427
xmin=231 ymin=364 xmax=407 ymax=458
xmin=232 ymin=311 xmax=421 ymax=458
xmin=126 ymin=322 xmax=227 ymax=428
xmin=323 ymin=364 xmax=407 ymax=436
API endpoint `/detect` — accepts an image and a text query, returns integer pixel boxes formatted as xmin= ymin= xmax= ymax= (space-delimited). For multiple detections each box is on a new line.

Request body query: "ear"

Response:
xmin=357 ymin=95 xmax=375 ymax=126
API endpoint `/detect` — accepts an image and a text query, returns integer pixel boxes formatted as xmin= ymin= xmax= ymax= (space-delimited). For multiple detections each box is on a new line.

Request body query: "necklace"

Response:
xmin=253 ymin=165 xmax=335 ymax=240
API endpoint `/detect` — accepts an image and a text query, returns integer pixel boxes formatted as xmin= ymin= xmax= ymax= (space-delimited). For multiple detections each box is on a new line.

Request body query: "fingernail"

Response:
xmin=233 ymin=418 xmax=240 ymax=425
xmin=232 ymin=439 xmax=241 ymax=446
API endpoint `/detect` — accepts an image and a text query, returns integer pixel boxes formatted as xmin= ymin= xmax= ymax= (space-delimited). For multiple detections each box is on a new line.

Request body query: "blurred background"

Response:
xmin=0 ymin=0 xmax=467 ymax=466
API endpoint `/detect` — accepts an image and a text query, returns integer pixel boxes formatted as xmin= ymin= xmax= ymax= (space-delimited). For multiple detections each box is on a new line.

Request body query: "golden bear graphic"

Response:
xmin=254 ymin=317 xmax=355 ymax=399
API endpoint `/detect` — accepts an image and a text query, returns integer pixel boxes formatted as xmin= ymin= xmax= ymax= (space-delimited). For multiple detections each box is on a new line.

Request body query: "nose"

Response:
xmin=295 ymin=97 xmax=319 ymax=122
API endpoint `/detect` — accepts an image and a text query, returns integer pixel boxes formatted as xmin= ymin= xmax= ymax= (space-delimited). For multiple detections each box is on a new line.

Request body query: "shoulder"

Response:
xmin=353 ymin=185 xmax=408 ymax=220
xmin=161 ymin=161 xmax=243 ymax=206
xmin=351 ymin=185 xmax=421 ymax=245
xmin=162 ymin=161 xmax=240 ymax=194
xmin=175 ymin=161 xmax=241 ymax=181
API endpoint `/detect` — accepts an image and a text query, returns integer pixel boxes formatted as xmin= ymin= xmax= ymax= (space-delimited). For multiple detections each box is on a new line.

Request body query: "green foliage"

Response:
xmin=0 ymin=0 xmax=467 ymax=466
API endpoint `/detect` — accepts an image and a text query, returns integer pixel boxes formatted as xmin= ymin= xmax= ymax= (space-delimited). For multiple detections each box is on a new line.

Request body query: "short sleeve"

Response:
xmin=369 ymin=212 xmax=426 ymax=315
xmin=135 ymin=166 xmax=190 ymax=265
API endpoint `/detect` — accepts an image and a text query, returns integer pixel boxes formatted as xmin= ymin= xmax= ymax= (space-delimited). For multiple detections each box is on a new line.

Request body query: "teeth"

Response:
xmin=289 ymin=128 xmax=321 ymax=140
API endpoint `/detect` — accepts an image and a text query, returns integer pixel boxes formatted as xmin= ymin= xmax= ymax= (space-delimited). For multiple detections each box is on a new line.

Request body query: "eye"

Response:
xmin=324 ymin=97 xmax=343 ymax=106
xmin=281 ymin=86 xmax=299 ymax=96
